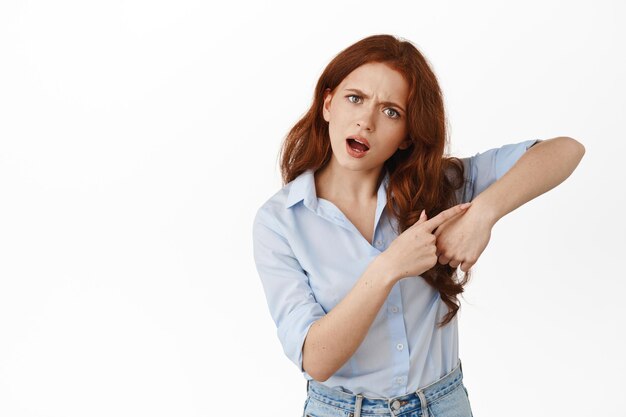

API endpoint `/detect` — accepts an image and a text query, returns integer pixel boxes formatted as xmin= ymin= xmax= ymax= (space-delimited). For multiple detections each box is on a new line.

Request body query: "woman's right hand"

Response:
xmin=381 ymin=203 xmax=472 ymax=281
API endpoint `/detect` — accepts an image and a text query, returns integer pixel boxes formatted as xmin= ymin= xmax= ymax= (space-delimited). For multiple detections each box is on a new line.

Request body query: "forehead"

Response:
xmin=338 ymin=62 xmax=409 ymax=102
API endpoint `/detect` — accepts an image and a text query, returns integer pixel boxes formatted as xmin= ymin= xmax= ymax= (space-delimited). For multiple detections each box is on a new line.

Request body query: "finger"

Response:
xmin=418 ymin=209 xmax=427 ymax=223
xmin=449 ymin=259 xmax=460 ymax=268
xmin=438 ymin=254 xmax=450 ymax=265
xmin=460 ymin=261 xmax=473 ymax=273
xmin=422 ymin=203 xmax=471 ymax=232
xmin=411 ymin=209 xmax=428 ymax=227
xmin=434 ymin=212 xmax=460 ymax=234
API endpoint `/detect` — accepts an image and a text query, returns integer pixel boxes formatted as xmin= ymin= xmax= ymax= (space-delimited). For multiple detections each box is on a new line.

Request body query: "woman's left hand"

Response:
xmin=433 ymin=204 xmax=495 ymax=272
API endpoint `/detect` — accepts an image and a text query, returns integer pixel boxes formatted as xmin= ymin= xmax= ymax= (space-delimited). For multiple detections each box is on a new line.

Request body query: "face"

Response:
xmin=322 ymin=61 xmax=411 ymax=172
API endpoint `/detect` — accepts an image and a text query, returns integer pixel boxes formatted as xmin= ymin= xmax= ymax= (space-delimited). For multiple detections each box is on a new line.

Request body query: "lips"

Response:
xmin=346 ymin=135 xmax=370 ymax=150
xmin=345 ymin=139 xmax=369 ymax=158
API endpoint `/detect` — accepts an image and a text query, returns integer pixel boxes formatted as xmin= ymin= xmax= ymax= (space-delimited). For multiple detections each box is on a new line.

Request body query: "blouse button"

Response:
xmin=396 ymin=343 xmax=404 ymax=350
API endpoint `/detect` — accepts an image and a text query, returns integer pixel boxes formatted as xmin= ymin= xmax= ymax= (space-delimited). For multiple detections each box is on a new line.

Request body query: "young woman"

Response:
xmin=252 ymin=34 xmax=584 ymax=417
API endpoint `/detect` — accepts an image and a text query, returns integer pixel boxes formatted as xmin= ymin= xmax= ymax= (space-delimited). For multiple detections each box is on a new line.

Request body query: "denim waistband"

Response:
xmin=306 ymin=360 xmax=464 ymax=417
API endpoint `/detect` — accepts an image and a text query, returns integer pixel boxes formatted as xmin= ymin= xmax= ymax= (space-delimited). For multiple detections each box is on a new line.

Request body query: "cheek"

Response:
xmin=330 ymin=104 xmax=350 ymax=125
xmin=327 ymin=124 xmax=344 ymax=149
xmin=380 ymin=121 xmax=407 ymax=140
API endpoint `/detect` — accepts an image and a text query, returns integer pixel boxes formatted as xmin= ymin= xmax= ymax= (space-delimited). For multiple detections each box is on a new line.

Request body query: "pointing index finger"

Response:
xmin=421 ymin=203 xmax=472 ymax=232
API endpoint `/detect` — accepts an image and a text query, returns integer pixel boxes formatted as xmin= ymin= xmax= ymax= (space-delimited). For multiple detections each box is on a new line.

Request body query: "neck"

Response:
xmin=314 ymin=159 xmax=385 ymax=205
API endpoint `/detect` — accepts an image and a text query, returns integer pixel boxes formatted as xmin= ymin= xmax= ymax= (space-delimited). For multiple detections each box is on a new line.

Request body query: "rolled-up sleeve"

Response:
xmin=459 ymin=139 xmax=541 ymax=202
xmin=252 ymin=207 xmax=326 ymax=373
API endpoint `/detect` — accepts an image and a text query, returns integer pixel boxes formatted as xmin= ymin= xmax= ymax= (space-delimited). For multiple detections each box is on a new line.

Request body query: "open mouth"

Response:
xmin=346 ymin=138 xmax=370 ymax=153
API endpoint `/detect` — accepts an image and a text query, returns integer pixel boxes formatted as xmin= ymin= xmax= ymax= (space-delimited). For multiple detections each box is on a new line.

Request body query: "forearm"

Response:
xmin=302 ymin=255 xmax=396 ymax=382
xmin=472 ymin=136 xmax=585 ymax=224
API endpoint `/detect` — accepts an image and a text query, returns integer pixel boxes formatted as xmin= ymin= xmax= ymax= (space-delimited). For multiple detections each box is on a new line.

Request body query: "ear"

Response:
xmin=322 ymin=88 xmax=332 ymax=122
xmin=398 ymin=137 xmax=413 ymax=150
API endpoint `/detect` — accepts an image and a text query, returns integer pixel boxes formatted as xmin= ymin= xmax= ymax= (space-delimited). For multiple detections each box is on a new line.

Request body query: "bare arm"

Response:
xmin=302 ymin=204 xmax=470 ymax=381
xmin=302 ymin=256 xmax=395 ymax=381
xmin=472 ymin=136 xmax=585 ymax=224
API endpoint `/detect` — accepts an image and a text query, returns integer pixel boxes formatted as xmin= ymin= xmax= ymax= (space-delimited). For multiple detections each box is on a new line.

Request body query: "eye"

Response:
xmin=347 ymin=94 xmax=362 ymax=104
xmin=384 ymin=108 xmax=401 ymax=119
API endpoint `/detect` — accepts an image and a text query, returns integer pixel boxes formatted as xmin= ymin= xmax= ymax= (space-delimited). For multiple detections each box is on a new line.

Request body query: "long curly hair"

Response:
xmin=279 ymin=34 xmax=469 ymax=327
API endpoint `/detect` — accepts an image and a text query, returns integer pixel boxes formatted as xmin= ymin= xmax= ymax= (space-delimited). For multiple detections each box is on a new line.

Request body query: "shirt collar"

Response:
xmin=285 ymin=168 xmax=391 ymax=209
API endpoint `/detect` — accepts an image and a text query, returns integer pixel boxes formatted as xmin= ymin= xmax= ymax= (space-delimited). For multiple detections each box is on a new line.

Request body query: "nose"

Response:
xmin=356 ymin=107 xmax=375 ymax=131
xmin=356 ymin=122 xmax=372 ymax=131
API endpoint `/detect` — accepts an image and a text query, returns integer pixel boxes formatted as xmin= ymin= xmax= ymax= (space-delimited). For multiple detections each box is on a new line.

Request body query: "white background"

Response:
xmin=1 ymin=1 xmax=624 ymax=416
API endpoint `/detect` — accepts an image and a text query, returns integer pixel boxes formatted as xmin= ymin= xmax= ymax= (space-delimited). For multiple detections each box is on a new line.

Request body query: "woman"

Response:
xmin=252 ymin=34 xmax=584 ymax=417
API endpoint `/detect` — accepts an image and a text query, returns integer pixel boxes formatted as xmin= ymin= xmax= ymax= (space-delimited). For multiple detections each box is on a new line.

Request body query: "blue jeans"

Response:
xmin=303 ymin=360 xmax=473 ymax=417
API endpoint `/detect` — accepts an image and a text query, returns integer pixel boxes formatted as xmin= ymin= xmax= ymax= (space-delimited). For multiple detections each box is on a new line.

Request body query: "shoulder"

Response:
xmin=253 ymin=180 xmax=295 ymax=230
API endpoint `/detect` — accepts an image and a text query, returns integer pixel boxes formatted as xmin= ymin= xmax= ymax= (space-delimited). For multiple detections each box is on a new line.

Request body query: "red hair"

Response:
xmin=279 ymin=34 xmax=469 ymax=327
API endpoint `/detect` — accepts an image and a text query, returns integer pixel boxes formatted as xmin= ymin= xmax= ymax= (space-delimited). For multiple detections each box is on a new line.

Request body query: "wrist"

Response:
xmin=372 ymin=252 xmax=400 ymax=288
xmin=469 ymin=196 xmax=501 ymax=226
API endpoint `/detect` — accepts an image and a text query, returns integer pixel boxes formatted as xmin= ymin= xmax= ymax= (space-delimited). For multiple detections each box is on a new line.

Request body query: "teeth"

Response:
xmin=350 ymin=137 xmax=367 ymax=147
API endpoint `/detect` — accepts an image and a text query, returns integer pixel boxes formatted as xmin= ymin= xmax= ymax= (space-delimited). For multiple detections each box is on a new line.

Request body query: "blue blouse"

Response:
xmin=252 ymin=139 xmax=540 ymax=398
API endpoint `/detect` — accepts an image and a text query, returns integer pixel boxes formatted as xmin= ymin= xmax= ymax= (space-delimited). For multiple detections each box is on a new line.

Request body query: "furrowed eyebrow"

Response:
xmin=344 ymin=88 xmax=406 ymax=114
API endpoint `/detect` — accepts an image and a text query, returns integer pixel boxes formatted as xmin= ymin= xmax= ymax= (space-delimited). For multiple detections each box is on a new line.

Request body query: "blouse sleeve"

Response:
xmin=252 ymin=206 xmax=326 ymax=373
xmin=458 ymin=138 xmax=542 ymax=203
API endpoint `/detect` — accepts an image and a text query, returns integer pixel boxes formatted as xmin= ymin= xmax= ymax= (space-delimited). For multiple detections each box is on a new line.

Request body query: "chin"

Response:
xmin=338 ymin=159 xmax=379 ymax=172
